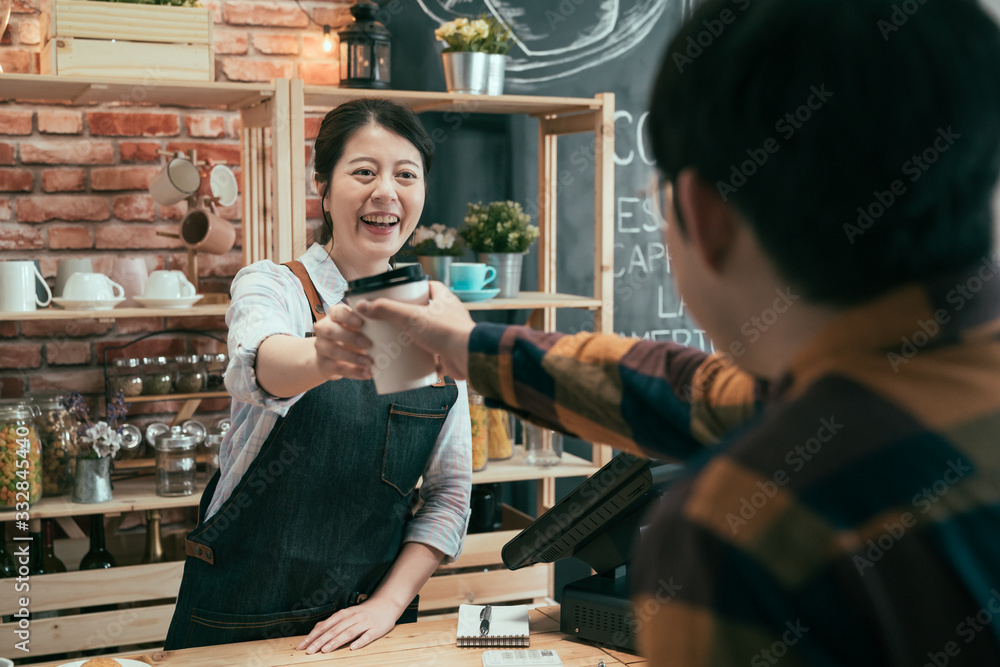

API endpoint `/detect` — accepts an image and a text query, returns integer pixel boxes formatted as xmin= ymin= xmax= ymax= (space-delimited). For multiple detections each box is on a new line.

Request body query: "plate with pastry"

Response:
xmin=57 ymin=659 xmax=151 ymax=667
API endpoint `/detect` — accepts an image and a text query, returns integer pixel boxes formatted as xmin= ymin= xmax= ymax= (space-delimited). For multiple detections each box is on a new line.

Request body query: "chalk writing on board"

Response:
xmin=416 ymin=0 xmax=673 ymax=84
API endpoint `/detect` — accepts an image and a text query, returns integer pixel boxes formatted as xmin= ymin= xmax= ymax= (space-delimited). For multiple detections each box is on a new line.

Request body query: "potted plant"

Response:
xmin=460 ymin=201 xmax=539 ymax=298
xmin=434 ymin=16 xmax=513 ymax=95
xmin=409 ymin=223 xmax=463 ymax=286
xmin=64 ymin=392 xmax=139 ymax=503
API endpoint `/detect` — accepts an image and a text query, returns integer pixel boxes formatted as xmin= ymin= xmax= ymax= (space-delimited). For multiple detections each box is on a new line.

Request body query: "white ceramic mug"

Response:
xmin=110 ymin=257 xmax=149 ymax=306
xmin=144 ymin=270 xmax=196 ymax=299
xmin=0 ymin=260 xmax=52 ymax=312
xmin=149 ymin=156 xmax=201 ymax=206
xmin=54 ymin=257 xmax=94 ymax=297
xmin=62 ymin=272 xmax=125 ymax=301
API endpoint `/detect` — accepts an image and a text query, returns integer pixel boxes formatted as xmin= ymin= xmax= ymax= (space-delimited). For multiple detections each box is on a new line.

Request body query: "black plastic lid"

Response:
xmin=346 ymin=265 xmax=426 ymax=297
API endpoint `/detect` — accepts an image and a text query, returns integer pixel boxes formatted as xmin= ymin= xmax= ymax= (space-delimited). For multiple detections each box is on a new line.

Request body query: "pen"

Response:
xmin=480 ymin=604 xmax=492 ymax=636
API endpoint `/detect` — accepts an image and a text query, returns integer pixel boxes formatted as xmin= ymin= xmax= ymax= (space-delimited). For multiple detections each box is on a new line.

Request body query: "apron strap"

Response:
xmin=283 ymin=260 xmax=325 ymax=323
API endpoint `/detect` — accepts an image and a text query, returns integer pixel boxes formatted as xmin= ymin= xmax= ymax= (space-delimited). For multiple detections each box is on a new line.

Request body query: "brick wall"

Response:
xmin=0 ymin=0 xmax=344 ymax=436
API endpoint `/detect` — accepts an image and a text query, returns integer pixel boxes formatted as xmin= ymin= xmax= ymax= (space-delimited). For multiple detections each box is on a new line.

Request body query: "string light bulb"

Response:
xmin=323 ymin=25 xmax=332 ymax=53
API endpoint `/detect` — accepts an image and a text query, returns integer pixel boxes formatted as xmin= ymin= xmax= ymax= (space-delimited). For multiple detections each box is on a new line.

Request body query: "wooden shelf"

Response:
xmin=303 ymin=86 xmax=603 ymax=116
xmin=9 ymin=448 xmax=592 ymax=520
xmin=472 ymin=447 xmax=594 ymax=484
xmin=14 ymin=477 xmax=203 ymax=520
xmin=0 ymin=303 xmax=229 ymax=321
xmin=0 ymin=293 xmax=596 ymax=320
xmin=463 ymin=291 xmax=601 ymax=311
xmin=124 ymin=391 xmax=229 ymax=404
xmin=0 ymin=72 xmax=274 ymax=109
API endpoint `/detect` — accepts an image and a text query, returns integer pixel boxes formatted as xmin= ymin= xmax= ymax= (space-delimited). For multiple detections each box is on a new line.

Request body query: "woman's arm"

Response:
xmin=298 ymin=542 xmax=444 ymax=654
xmin=255 ymin=303 xmax=373 ymax=398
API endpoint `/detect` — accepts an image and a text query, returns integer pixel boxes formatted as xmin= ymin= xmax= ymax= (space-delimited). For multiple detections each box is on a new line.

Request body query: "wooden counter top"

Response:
xmin=33 ymin=606 xmax=647 ymax=667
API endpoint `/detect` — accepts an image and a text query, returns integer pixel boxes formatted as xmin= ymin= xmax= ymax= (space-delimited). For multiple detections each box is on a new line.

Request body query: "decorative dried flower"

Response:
xmin=410 ymin=223 xmax=464 ymax=256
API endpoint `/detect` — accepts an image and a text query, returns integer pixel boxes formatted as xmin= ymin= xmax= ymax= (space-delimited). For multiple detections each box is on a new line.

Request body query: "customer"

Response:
xmin=354 ymin=0 xmax=1000 ymax=663
xmin=164 ymin=98 xmax=471 ymax=654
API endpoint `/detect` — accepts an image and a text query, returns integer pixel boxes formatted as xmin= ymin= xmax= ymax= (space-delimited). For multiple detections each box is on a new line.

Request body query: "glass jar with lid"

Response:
xmin=0 ymin=398 xmax=43 ymax=508
xmin=202 ymin=353 xmax=228 ymax=391
xmin=173 ymin=355 xmax=206 ymax=394
xmin=147 ymin=419 xmax=205 ymax=497
xmin=31 ymin=392 xmax=79 ymax=497
xmin=109 ymin=358 xmax=144 ymax=397
xmin=468 ymin=389 xmax=488 ymax=472
xmin=142 ymin=356 xmax=174 ymax=396
xmin=203 ymin=418 xmax=230 ymax=481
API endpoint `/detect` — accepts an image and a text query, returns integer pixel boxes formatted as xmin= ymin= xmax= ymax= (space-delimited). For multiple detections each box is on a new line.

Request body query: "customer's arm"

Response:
xmin=468 ymin=323 xmax=761 ymax=459
xmin=355 ymin=283 xmax=763 ymax=460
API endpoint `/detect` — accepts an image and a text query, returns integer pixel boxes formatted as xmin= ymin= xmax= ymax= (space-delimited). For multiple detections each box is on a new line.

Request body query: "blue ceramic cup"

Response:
xmin=450 ymin=263 xmax=497 ymax=291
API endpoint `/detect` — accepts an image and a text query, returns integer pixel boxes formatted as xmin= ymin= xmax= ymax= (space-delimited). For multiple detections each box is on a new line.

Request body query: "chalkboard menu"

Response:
xmin=390 ymin=0 xmax=705 ymax=349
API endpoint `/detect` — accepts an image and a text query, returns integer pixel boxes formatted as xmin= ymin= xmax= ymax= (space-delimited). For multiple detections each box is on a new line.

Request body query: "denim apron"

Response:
xmin=164 ymin=263 xmax=458 ymax=650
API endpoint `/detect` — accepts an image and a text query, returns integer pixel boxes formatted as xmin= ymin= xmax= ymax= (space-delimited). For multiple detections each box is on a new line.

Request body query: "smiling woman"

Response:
xmin=162 ymin=98 xmax=472 ymax=655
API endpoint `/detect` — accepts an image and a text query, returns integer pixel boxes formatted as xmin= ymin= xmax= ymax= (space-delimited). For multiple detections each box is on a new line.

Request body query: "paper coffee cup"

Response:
xmin=346 ymin=265 xmax=438 ymax=395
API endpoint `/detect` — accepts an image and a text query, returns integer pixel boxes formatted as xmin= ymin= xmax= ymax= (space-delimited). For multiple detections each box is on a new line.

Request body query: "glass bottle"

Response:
xmin=468 ymin=389 xmax=488 ymax=472
xmin=109 ymin=357 xmax=144 ymax=397
xmin=0 ymin=398 xmax=44 ymax=508
xmin=173 ymin=354 xmax=206 ymax=394
xmin=142 ymin=356 xmax=174 ymax=396
xmin=32 ymin=392 xmax=79 ymax=497
xmin=42 ymin=519 xmax=66 ymax=573
xmin=79 ymin=515 xmax=117 ymax=570
xmin=142 ymin=509 xmax=165 ymax=564
xmin=0 ymin=535 xmax=14 ymax=577
xmin=29 ymin=518 xmax=45 ymax=575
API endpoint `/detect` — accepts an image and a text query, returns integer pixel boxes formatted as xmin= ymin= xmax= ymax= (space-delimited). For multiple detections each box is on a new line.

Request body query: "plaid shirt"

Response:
xmin=469 ymin=259 xmax=1000 ymax=665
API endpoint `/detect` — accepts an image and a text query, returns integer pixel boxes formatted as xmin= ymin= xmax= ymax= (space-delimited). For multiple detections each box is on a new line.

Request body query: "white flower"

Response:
xmin=454 ymin=18 xmax=469 ymax=27
xmin=473 ymin=19 xmax=490 ymax=39
xmin=458 ymin=24 xmax=479 ymax=40
xmin=83 ymin=421 xmax=123 ymax=459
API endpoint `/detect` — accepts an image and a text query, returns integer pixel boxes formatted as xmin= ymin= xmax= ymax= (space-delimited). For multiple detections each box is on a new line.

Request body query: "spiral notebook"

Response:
xmin=456 ymin=604 xmax=530 ymax=648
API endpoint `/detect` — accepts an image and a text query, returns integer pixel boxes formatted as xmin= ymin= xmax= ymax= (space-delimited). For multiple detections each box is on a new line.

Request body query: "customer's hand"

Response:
xmin=355 ymin=281 xmax=476 ymax=380
xmin=312 ymin=303 xmax=373 ymax=381
xmin=298 ymin=596 xmax=401 ymax=654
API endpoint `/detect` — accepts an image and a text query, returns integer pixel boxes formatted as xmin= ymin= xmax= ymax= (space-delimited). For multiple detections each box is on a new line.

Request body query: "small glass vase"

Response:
xmin=72 ymin=456 xmax=113 ymax=504
xmin=416 ymin=255 xmax=454 ymax=287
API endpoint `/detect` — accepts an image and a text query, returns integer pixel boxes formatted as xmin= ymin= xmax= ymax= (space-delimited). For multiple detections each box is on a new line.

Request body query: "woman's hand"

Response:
xmin=297 ymin=596 xmax=402 ymax=654
xmin=355 ymin=281 xmax=475 ymax=380
xmin=312 ymin=303 xmax=373 ymax=382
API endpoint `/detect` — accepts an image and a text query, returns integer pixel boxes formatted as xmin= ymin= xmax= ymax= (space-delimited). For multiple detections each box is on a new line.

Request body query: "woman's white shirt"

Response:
xmin=212 ymin=243 xmax=472 ymax=561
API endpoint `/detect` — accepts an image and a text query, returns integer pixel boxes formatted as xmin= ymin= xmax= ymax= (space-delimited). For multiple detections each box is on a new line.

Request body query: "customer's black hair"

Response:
xmin=313 ymin=98 xmax=434 ymax=246
xmin=649 ymin=0 xmax=1000 ymax=305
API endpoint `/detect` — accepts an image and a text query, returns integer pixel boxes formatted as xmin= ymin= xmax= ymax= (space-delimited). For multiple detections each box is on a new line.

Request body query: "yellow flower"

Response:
xmin=473 ymin=19 xmax=490 ymax=39
xmin=454 ymin=18 xmax=469 ymax=27
xmin=459 ymin=24 xmax=479 ymax=40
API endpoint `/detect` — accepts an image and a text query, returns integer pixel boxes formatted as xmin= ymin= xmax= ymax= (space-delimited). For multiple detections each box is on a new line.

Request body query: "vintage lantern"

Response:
xmin=338 ymin=0 xmax=391 ymax=89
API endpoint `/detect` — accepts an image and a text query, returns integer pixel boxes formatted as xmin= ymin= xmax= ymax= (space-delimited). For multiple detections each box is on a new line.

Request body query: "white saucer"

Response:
xmin=134 ymin=295 xmax=204 ymax=309
xmin=57 ymin=660 xmax=151 ymax=667
xmin=452 ymin=288 xmax=501 ymax=303
xmin=52 ymin=296 xmax=126 ymax=311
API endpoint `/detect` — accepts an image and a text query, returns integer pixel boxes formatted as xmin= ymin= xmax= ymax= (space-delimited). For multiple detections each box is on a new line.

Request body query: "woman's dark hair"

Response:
xmin=313 ymin=98 xmax=435 ymax=246
xmin=649 ymin=0 xmax=1000 ymax=306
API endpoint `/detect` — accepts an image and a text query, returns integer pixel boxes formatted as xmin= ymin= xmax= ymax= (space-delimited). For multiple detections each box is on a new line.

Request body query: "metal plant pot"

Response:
xmin=484 ymin=54 xmax=508 ymax=96
xmin=416 ymin=255 xmax=454 ymax=287
xmin=442 ymin=51 xmax=489 ymax=95
xmin=73 ymin=456 xmax=113 ymax=504
xmin=478 ymin=252 xmax=524 ymax=298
